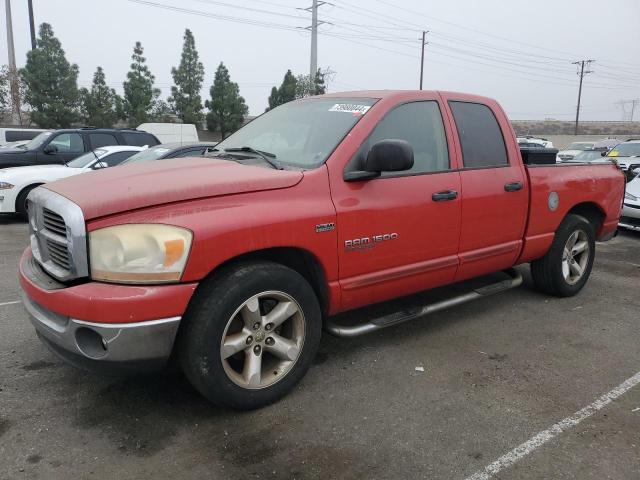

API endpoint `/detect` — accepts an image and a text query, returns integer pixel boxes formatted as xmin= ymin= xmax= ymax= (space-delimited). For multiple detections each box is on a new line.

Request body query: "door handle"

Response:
xmin=432 ymin=190 xmax=458 ymax=202
xmin=504 ymin=181 xmax=523 ymax=192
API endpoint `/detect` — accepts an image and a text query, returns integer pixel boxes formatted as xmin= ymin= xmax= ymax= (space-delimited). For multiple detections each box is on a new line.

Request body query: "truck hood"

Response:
xmin=0 ymin=147 xmax=28 ymax=155
xmin=44 ymin=157 xmax=304 ymax=220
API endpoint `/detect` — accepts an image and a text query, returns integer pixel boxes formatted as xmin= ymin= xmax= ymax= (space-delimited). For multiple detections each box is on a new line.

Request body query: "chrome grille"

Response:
xmin=27 ymin=188 xmax=88 ymax=282
xmin=43 ymin=208 xmax=67 ymax=237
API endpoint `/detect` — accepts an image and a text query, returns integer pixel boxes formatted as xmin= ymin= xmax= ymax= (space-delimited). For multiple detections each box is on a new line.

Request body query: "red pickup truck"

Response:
xmin=20 ymin=91 xmax=624 ymax=409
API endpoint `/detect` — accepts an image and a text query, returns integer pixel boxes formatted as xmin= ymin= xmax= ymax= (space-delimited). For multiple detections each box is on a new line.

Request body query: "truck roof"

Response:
xmin=320 ymin=90 xmax=497 ymax=104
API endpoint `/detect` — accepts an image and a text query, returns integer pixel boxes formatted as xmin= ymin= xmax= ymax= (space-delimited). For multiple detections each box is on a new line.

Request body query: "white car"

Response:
xmin=0 ymin=145 xmax=143 ymax=217
xmin=620 ymin=167 xmax=640 ymax=232
xmin=557 ymin=141 xmax=596 ymax=162
xmin=517 ymin=136 xmax=554 ymax=148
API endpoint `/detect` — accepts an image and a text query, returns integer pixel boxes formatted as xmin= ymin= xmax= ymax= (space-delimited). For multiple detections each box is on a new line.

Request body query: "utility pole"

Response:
xmin=5 ymin=0 xmax=22 ymax=125
xmin=303 ymin=0 xmax=326 ymax=79
xmin=28 ymin=0 xmax=36 ymax=50
xmin=419 ymin=31 xmax=428 ymax=90
xmin=572 ymin=59 xmax=594 ymax=135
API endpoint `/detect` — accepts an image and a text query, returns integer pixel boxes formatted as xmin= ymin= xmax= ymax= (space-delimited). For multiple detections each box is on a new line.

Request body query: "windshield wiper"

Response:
xmin=223 ymin=147 xmax=283 ymax=170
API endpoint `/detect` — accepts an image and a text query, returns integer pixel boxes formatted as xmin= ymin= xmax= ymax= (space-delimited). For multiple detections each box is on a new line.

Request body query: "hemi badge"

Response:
xmin=316 ymin=223 xmax=335 ymax=233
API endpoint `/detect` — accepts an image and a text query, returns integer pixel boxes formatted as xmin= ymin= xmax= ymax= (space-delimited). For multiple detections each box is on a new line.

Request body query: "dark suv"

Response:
xmin=0 ymin=128 xmax=160 ymax=169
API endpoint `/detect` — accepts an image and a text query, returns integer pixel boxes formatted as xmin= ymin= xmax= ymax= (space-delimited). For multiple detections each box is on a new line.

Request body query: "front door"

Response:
xmin=37 ymin=132 xmax=86 ymax=164
xmin=330 ymin=99 xmax=462 ymax=311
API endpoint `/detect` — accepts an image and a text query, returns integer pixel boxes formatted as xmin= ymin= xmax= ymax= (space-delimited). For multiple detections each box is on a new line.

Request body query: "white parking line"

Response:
xmin=465 ymin=371 xmax=640 ymax=480
xmin=0 ymin=300 xmax=21 ymax=307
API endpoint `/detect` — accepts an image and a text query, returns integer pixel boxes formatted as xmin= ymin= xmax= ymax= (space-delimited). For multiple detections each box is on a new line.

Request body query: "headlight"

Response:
xmin=89 ymin=224 xmax=193 ymax=284
xmin=625 ymin=191 xmax=638 ymax=201
xmin=0 ymin=182 xmax=14 ymax=189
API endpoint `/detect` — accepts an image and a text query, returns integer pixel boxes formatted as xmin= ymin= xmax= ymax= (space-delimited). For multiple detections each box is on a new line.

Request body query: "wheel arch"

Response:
xmin=565 ymin=202 xmax=605 ymax=234
xmin=15 ymin=182 xmax=45 ymax=211
xmin=197 ymin=247 xmax=330 ymax=318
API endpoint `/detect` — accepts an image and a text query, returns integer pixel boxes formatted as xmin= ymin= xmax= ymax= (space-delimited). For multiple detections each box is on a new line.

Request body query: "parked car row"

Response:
xmin=0 ymin=136 xmax=216 ymax=217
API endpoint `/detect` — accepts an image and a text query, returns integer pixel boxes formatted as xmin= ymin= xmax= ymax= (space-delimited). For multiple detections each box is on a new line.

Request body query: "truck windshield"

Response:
xmin=23 ymin=131 xmax=53 ymax=150
xmin=214 ymin=97 xmax=377 ymax=169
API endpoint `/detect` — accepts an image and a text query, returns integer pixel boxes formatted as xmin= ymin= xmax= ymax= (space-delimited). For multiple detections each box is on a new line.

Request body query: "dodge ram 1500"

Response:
xmin=19 ymin=91 xmax=625 ymax=409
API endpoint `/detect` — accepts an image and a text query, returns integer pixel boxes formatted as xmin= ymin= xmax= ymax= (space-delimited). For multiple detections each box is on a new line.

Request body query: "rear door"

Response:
xmin=331 ymin=99 xmax=462 ymax=310
xmin=445 ymin=99 xmax=528 ymax=281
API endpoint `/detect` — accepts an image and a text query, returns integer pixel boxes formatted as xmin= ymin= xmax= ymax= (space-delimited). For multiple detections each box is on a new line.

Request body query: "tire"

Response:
xmin=530 ymin=214 xmax=596 ymax=297
xmin=179 ymin=261 xmax=322 ymax=410
xmin=15 ymin=184 xmax=40 ymax=220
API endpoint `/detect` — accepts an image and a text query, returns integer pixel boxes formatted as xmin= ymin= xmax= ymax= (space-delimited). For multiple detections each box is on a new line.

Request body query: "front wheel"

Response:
xmin=179 ymin=261 xmax=322 ymax=409
xmin=531 ymin=214 xmax=596 ymax=297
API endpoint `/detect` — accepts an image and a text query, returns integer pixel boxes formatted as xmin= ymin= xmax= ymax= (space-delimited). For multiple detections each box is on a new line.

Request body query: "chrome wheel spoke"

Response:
xmin=240 ymin=296 xmax=262 ymax=327
xmin=243 ymin=349 xmax=262 ymax=387
xmin=572 ymin=241 xmax=588 ymax=255
xmin=265 ymin=333 xmax=299 ymax=361
xmin=566 ymin=231 xmax=579 ymax=250
xmin=264 ymin=300 xmax=298 ymax=329
xmin=562 ymin=260 xmax=571 ymax=280
xmin=569 ymin=260 xmax=584 ymax=277
xmin=221 ymin=331 xmax=250 ymax=359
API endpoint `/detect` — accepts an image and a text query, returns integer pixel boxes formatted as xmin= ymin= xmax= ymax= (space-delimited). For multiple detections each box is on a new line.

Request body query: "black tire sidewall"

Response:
xmin=16 ymin=185 xmax=37 ymax=218
xmin=548 ymin=215 xmax=596 ymax=296
xmin=180 ymin=262 xmax=322 ymax=409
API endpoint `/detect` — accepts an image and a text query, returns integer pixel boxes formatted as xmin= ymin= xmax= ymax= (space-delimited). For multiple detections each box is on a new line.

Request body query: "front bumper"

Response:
xmin=619 ymin=202 xmax=640 ymax=231
xmin=19 ymin=249 xmax=197 ymax=374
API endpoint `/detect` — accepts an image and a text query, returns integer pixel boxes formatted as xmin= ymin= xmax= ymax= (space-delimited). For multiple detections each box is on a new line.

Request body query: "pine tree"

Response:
xmin=20 ymin=23 xmax=79 ymax=128
xmin=123 ymin=42 xmax=160 ymax=127
xmin=169 ymin=29 xmax=205 ymax=125
xmin=266 ymin=70 xmax=297 ymax=111
xmin=79 ymin=67 xmax=118 ymax=127
xmin=205 ymin=63 xmax=248 ymax=139
xmin=295 ymin=69 xmax=326 ymax=99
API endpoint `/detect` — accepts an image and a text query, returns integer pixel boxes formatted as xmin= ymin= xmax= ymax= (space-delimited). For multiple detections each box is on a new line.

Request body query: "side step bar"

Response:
xmin=325 ymin=269 xmax=524 ymax=338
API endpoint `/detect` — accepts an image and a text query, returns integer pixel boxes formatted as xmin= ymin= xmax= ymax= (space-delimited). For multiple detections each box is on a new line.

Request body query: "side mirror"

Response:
xmin=43 ymin=144 xmax=58 ymax=154
xmin=601 ymin=151 xmax=607 ymax=157
xmin=632 ymin=167 xmax=640 ymax=175
xmin=93 ymin=161 xmax=108 ymax=170
xmin=344 ymin=139 xmax=414 ymax=181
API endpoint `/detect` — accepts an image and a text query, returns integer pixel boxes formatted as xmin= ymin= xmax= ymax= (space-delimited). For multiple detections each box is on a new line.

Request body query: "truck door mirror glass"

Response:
xmin=365 ymin=139 xmax=414 ymax=173
xmin=92 ymin=161 xmax=108 ymax=170
xmin=43 ymin=144 xmax=58 ymax=154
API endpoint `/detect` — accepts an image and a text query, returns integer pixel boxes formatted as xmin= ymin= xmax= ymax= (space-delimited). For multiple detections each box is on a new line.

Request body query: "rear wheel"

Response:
xmin=531 ymin=214 xmax=595 ymax=297
xmin=15 ymin=184 xmax=40 ymax=220
xmin=179 ymin=261 xmax=322 ymax=409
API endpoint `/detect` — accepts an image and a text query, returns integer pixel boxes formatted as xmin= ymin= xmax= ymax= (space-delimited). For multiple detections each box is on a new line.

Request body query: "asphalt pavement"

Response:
xmin=1 ymin=214 xmax=639 ymax=480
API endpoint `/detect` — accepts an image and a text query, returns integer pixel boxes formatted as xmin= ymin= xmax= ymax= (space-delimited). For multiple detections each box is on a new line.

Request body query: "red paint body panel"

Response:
xmin=19 ymin=250 xmax=197 ymax=323
xmin=20 ymin=90 xmax=625 ymax=326
xmin=45 ymin=158 xmax=303 ymax=220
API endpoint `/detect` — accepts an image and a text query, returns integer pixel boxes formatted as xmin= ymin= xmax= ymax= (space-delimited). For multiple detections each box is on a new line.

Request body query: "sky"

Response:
xmin=2 ymin=0 xmax=639 ymax=120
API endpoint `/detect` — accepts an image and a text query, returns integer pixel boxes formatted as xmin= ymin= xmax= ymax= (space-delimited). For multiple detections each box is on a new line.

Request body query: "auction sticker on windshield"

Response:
xmin=329 ymin=103 xmax=372 ymax=115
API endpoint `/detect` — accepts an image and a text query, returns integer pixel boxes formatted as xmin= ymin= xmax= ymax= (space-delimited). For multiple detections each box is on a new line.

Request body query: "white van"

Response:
xmin=136 ymin=123 xmax=199 ymax=145
xmin=0 ymin=128 xmax=50 ymax=146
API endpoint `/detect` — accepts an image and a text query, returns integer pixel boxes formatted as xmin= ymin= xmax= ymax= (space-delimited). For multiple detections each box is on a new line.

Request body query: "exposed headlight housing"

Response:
xmin=625 ymin=191 xmax=638 ymax=201
xmin=89 ymin=224 xmax=193 ymax=284
xmin=0 ymin=182 xmax=14 ymax=189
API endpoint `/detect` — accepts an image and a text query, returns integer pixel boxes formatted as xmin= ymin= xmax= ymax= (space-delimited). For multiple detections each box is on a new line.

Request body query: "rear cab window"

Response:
xmin=449 ymin=101 xmax=508 ymax=168
xmin=89 ymin=133 xmax=118 ymax=148
xmin=122 ymin=132 xmax=160 ymax=147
